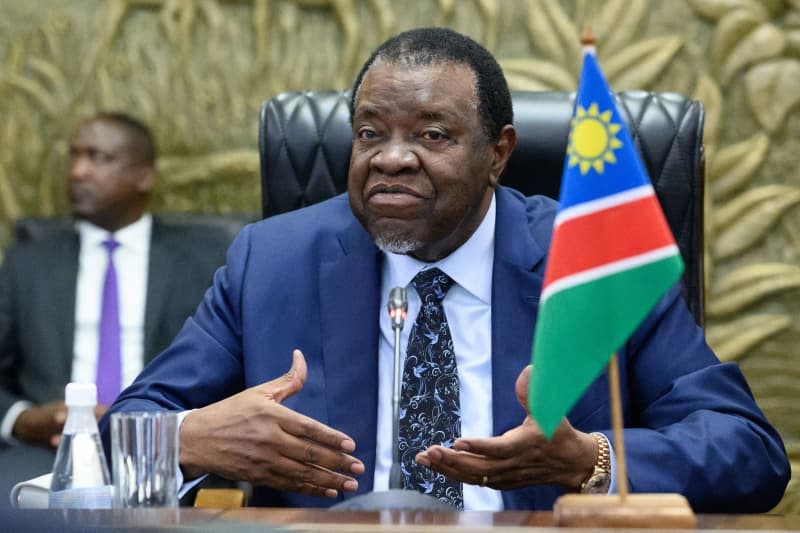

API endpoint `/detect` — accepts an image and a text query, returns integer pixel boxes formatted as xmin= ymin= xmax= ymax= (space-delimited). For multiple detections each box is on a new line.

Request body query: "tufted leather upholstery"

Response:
xmin=13 ymin=213 xmax=253 ymax=245
xmin=259 ymin=90 xmax=705 ymax=324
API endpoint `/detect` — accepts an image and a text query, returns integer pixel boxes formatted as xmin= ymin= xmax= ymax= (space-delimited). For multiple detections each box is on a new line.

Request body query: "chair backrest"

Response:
xmin=259 ymin=90 xmax=705 ymax=325
xmin=12 ymin=213 xmax=253 ymax=245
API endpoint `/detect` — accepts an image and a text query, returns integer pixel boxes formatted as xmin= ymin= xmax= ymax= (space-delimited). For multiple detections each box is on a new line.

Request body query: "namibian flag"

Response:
xmin=528 ymin=49 xmax=684 ymax=438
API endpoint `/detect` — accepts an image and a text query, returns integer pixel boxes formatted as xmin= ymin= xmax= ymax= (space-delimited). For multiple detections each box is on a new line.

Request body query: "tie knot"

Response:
xmin=102 ymin=237 xmax=119 ymax=254
xmin=412 ymin=267 xmax=454 ymax=303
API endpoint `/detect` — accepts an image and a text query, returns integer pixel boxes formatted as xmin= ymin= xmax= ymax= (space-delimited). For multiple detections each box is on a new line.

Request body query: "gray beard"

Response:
xmin=373 ymin=234 xmax=424 ymax=255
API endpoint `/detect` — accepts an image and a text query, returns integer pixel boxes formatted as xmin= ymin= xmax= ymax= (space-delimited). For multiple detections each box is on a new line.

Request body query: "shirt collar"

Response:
xmin=75 ymin=213 xmax=153 ymax=252
xmin=383 ymin=194 xmax=495 ymax=304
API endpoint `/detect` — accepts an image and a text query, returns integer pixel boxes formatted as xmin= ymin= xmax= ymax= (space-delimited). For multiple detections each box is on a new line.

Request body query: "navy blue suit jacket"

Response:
xmin=103 ymin=186 xmax=789 ymax=512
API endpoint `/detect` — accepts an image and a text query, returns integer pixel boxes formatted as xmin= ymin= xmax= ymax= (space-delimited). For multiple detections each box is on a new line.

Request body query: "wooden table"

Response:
xmin=220 ymin=509 xmax=800 ymax=531
xmin=5 ymin=508 xmax=800 ymax=531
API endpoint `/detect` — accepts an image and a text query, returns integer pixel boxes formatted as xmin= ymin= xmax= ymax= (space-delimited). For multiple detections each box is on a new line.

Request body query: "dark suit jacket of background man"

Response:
xmin=104 ymin=186 xmax=790 ymax=513
xmin=0 ymin=216 xmax=231 ymax=418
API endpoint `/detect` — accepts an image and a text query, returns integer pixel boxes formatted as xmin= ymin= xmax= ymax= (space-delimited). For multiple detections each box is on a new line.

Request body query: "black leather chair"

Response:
xmin=12 ymin=213 xmax=253 ymax=245
xmin=259 ymin=90 xmax=705 ymax=325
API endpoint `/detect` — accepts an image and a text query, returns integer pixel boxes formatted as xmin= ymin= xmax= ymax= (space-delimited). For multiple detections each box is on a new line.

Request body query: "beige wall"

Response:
xmin=1 ymin=0 xmax=798 ymax=510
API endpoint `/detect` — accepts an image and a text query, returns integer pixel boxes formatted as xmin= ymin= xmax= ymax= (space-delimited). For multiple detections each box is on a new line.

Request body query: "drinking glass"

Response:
xmin=110 ymin=411 xmax=179 ymax=508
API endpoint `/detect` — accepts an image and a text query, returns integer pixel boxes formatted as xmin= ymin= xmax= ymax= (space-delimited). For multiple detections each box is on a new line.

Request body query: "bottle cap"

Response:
xmin=65 ymin=382 xmax=98 ymax=407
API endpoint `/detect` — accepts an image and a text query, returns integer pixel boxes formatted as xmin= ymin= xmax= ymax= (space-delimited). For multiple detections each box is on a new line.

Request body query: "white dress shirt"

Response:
xmin=375 ymin=195 xmax=503 ymax=511
xmin=72 ymin=214 xmax=151 ymax=389
xmin=0 ymin=215 xmax=152 ymax=444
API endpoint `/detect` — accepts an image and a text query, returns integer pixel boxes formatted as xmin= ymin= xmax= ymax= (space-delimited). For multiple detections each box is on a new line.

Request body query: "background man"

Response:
xmin=0 ymin=113 xmax=234 ymax=506
xmin=103 ymin=29 xmax=790 ymax=511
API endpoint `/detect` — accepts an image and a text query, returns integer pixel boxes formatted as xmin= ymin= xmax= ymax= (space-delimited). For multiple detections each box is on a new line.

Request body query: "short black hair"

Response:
xmin=350 ymin=27 xmax=513 ymax=142
xmin=93 ymin=112 xmax=157 ymax=165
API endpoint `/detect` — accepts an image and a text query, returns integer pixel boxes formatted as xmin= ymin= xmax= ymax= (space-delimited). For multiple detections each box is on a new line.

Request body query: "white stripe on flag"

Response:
xmin=554 ymin=185 xmax=655 ymax=227
xmin=541 ymin=244 xmax=680 ymax=302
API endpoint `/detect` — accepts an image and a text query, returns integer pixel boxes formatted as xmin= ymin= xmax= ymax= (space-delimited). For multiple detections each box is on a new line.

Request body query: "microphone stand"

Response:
xmin=388 ymin=287 xmax=407 ymax=490
xmin=330 ymin=287 xmax=456 ymax=511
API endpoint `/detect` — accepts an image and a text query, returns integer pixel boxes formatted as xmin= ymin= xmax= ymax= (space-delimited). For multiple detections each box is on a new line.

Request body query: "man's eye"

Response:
xmin=93 ymin=152 xmax=115 ymax=163
xmin=358 ymin=129 xmax=377 ymax=141
xmin=422 ymin=130 xmax=446 ymax=141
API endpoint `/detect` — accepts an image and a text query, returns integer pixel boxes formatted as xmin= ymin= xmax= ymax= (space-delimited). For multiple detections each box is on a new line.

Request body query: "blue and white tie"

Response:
xmin=398 ymin=267 xmax=463 ymax=509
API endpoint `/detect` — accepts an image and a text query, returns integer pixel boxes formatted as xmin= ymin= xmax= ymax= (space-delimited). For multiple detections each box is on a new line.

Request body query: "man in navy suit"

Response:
xmin=104 ymin=28 xmax=789 ymax=512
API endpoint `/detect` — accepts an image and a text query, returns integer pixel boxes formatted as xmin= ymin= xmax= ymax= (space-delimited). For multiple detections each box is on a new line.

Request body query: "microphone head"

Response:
xmin=388 ymin=287 xmax=408 ymax=330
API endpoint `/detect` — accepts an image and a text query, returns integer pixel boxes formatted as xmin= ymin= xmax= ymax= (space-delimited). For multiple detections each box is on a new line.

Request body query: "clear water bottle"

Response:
xmin=49 ymin=383 xmax=113 ymax=508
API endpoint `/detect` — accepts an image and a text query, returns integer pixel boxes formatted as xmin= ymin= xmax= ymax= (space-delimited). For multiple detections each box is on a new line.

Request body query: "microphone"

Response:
xmin=387 ymin=287 xmax=407 ymax=490
xmin=388 ymin=287 xmax=407 ymax=330
xmin=330 ymin=286 xmax=455 ymax=511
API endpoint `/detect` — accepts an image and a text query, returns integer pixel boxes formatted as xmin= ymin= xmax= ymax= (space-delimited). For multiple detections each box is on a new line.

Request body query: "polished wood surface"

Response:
xmin=5 ymin=508 xmax=800 ymax=531
xmin=553 ymin=493 xmax=697 ymax=529
xmin=217 ymin=509 xmax=800 ymax=531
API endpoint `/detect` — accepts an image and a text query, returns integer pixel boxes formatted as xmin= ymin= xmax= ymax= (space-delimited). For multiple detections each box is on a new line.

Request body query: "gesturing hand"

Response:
xmin=179 ymin=349 xmax=364 ymax=499
xmin=415 ymin=364 xmax=597 ymax=491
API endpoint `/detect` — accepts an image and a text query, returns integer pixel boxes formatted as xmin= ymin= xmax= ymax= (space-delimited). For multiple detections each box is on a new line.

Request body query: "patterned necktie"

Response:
xmin=96 ymin=237 xmax=121 ymax=405
xmin=398 ymin=267 xmax=463 ymax=509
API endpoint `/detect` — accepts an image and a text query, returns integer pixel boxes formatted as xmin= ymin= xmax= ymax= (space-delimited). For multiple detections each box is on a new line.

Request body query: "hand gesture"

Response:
xmin=415 ymin=365 xmax=597 ymax=491
xmin=179 ymin=349 xmax=364 ymax=498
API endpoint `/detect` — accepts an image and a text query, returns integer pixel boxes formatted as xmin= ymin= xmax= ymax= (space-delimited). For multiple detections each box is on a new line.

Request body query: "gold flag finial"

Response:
xmin=580 ymin=23 xmax=596 ymax=47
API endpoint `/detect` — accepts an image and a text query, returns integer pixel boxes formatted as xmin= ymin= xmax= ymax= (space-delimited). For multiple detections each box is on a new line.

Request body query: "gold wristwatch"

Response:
xmin=580 ymin=432 xmax=611 ymax=494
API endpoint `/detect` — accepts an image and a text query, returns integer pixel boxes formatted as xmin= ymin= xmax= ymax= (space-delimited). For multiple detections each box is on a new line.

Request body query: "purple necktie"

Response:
xmin=97 ymin=237 xmax=121 ymax=405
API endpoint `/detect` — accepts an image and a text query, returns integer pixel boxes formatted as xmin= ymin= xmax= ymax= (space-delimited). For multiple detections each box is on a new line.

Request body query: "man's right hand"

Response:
xmin=179 ymin=349 xmax=364 ymax=499
xmin=13 ymin=401 xmax=68 ymax=448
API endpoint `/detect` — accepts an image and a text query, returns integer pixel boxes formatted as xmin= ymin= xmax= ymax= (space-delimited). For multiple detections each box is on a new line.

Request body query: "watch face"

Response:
xmin=584 ymin=472 xmax=611 ymax=494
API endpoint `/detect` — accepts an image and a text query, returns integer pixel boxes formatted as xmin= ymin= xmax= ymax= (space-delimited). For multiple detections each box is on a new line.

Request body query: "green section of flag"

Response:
xmin=529 ymin=255 xmax=683 ymax=438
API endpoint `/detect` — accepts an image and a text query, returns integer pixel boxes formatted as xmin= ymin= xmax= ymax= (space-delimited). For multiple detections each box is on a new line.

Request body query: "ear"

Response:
xmin=135 ymin=165 xmax=156 ymax=194
xmin=487 ymin=125 xmax=516 ymax=188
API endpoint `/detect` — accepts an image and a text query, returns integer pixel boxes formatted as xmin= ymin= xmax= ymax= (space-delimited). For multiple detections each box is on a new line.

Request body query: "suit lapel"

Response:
xmin=492 ymin=187 xmax=546 ymax=434
xmin=490 ymin=188 xmax=554 ymax=511
xmin=490 ymin=188 xmax=547 ymax=437
xmin=318 ymin=221 xmax=381 ymax=497
xmin=52 ymin=229 xmax=80 ymax=376
xmin=143 ymin=220 xmax=170 ymax=364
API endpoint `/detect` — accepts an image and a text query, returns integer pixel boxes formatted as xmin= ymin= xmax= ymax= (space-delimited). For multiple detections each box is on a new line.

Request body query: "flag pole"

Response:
xmin=580 ymin=20 xmax=631 ymax=500
xmin=608 ymin=354 xmax=628 ymax=500
xmin=551 ymin=22 xmax=696 ymax=528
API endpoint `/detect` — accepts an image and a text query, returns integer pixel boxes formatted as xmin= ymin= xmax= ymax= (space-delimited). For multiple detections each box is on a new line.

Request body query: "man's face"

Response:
xmin=348 ymin=59 xmax=507 ymax=262
xmin=68 ymin=119 xmax=153 ymax=231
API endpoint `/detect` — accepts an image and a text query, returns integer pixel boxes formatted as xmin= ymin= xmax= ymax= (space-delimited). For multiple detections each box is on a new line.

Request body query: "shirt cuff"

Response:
xmin=175 ymin=409 xmax=208 ymax=498
xmin=601 ymin=432 xmax=618 ymax=494
xmin=1 ymin=400 xmax=34 ymax=445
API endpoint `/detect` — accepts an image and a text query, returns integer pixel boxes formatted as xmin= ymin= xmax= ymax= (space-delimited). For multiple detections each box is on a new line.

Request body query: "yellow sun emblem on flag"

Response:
xmin=567 ymin=103 xmax=623 ymax=175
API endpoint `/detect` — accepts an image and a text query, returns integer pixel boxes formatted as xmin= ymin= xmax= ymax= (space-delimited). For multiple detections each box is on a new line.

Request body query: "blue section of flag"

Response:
xmin=558 ymin=51 xmax=652 ymax=210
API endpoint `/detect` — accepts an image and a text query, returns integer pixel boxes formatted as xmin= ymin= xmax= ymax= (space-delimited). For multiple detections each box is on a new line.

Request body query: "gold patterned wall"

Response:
xmin=1 ymin=0 xmax=799 ymax=511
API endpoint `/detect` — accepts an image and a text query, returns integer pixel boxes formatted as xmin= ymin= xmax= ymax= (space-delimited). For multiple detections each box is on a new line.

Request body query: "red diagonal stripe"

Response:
xmin=544 ymin=195 xmax=676 ymax=287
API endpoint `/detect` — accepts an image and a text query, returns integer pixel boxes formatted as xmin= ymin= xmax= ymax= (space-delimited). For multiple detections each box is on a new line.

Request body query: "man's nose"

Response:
xmin=370 ymin=140 xmax=419 ymax=175
xmin=69 ymin=156 xmax=91 ymax=180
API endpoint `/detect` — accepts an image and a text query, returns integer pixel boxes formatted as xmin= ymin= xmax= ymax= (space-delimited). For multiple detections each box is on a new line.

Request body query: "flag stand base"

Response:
xmin=553 ymin=493 xmax=697 ymax=529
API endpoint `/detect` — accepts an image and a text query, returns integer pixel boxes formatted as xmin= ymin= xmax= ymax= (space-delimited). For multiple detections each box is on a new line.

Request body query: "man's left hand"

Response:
xmin=415 ymin=365 xmax=597 ymax=491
